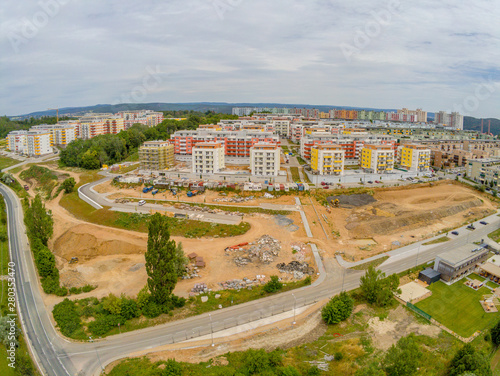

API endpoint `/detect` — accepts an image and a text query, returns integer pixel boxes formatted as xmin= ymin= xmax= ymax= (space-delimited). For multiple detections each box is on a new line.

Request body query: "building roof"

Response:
xmin=480 ymin=262 xmax=500 ymax=278
xmin=437 ymin=244 xmax=488 ymax=267
xmin=420 ymin=268 xmax=441 ymax=279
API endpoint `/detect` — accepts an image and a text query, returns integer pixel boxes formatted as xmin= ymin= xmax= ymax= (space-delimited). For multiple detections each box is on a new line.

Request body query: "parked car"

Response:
xmin=451 ymin=231 xmax=459 ymax=235
xmin=367 ymin=181 xmax=373 ymax=184
xmin=138 ymin=200 xmax=146 ymax=206
xmin=323 ymin=186 xmax=329 ymax=189
xmin=375 ymin=180 xmax=381 ymax=183
xmin=467 ymin=224 xmax=476 ymax=230
xmin=480 ymin=221 xmax=488 ymax=225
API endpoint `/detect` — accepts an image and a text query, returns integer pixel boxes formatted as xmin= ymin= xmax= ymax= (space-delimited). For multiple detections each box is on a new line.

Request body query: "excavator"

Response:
xmin=333 ymin=198 xmax=340 ymax=208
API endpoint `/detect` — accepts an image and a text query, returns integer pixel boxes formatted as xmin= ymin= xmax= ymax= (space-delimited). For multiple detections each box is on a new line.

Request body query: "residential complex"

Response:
xmin=434 ymin=111 xmax=464 ymax=130
xmin=138 ymin=141 xmax=174 ymax=171
xmin=192 ymin=143 xmax=226 ymax=174
xmin=361 ymin=144 xmax=394 ymax=174
xmin=310 ymin=144 xmax=345 ymax=176
xmin=118 ymin=110 xmax=164 ymax=129
xmin=399 ymin=144 xmax=431 ymax=172
xmin=26 ymin=130 xmax=52 ymax=157
xmin=466 ymin=158 xmax=500 ymax=186
xmin=250 ymin=143 xmax=281 ymax=177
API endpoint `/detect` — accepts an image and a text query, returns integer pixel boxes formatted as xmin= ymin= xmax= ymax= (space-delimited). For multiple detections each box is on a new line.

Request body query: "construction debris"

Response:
xmin=214 ymin=195 xmax=255 ymax=203
xmin=226 ymin=235 xmax=281 ymax=265
xmin=176 ymin=203 xmax=243 ymax=216
xmin=218 ymin=275 xmax=266 ymax=290
xmin=276 ymin=261 xmax=315 ymax=277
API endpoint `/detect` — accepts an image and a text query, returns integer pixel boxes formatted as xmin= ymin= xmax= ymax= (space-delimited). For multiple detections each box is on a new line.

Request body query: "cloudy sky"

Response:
xmin=1 ymin=0 xmax=500 ymax=118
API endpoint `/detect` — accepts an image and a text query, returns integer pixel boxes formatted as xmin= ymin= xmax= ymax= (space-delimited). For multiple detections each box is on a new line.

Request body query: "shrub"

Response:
xmin=321 ymin=292 xmax=354 ymax=325
xmin=102 ymin=293 xmax=122 ymax=315
xmin=121 ymin=298 xmax=140 ymax=320
xmin=82 ymin=284 xmax=96 ymax=293
xmin=88 ymin=314 xmax=125 ymax=336
xmin=55 ymin=287 xmax=68 ymax=297
xmin=162 ymin=359 xmax=183 ymax=376
xmin=263 ymin=276 xmax=283 ymax=293
xmin=41 ymin=275 xmax=60 ymax=294
xmin=142 ymin=301 xmax=163 ymax=318
xmin=304 ymin=276 xmax=312 ymax=285
xmin=53 ymin=299 xmax=82 ymax=337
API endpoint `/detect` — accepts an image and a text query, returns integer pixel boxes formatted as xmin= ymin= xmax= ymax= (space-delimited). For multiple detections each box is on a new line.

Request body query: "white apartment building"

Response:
xmin=26 ymin=130 xmax=52 ymax=157
xmin=273 ymin=120 xmax=291 ymax=137
xmin=310 ymin=144 xmax=345 ymax=175
xmin=31 ymin=123 xmax=76 ymax=147
xmin=360 ymin=144 xmax=395 ymax=174
xmin=192 ymin=142 xmax=225 ymax=174
xmin=7 ymin=131 xmax=28 ymax=154
xmin=250 ymin=143 xmax=281 ymax=176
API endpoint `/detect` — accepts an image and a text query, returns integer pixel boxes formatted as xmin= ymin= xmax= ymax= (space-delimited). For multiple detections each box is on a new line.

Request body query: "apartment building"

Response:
xmin=171 ymin=130 xmax=279 ymax=157
xmin=77 ymin=114 xmax=125 ymax=139
xmin=361 ymin=145 xmax=394 ymax=174
xmin=139 ymin=141 xmax=174 ymax=171
xmin=397 ymin=108 xmax=428 ymax=122
xmin=250 ymin=143 xmax=281 ymax=176
xmin=192 ymin=143 xmax=225 ymax=174
xmin=118 ymin=110 xmax=164 ymax=129
xmin=399 ymin=144 xmax=431 ymax=172
xmin=310 ymin=144 xmax=345 ymax=175
xmin=431 ymin=149 xmax=489 ymax=169
xmin=434 ymin=111 xmax=463 ymax=130
xmin=272 ymin=120 xmax=291 ymax=137
xmin=7 ymin=130 xmax=28 ymax=154
xmin=31 ymin=123 xmax=76 ymax=147
xmin=26 ymin=130 xmax=52 ymax=157
xmin=466 ymin=158 xmax=500 ymax=184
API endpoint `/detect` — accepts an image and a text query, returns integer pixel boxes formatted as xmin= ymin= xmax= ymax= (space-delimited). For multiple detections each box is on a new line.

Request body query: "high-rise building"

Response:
xmin=250 ymin=143 xmax=281 ymax=176
xmin=360 ymin=144 xmax=394 ymax=174
xmin=26 ymin=130 xmax=52 ymax=157
xmin=192 ymin=142 xmax=225 ymax=174
xmin=139 ymin=141 xmax=174 ymax=171
xmin=434 ymin=111 xmax=463 ymax=130
xmin=399 ymin=144 xmax=431 ymax=172
xmin=310 ymin=144 xmax=345 ymax=175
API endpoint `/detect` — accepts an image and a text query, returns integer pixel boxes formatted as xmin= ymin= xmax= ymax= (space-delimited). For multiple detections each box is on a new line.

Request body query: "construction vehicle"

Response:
xmin=151 ymin=189 xmax=159 ymax=195
xmin=69 ymin=257 xmax=79 ymax=264
xmin=142 ymin=186 xmax=153 ymax=193
xmin=225 ymin=242 xmax=249 ymax=252
xmin=333 ymin=199 xmax=340 ymax=208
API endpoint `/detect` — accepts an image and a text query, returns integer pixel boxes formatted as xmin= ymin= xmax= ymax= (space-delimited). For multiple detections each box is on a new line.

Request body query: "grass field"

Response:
xmin=488 ymin=228 xmax=500 ymax=243
xmin=422 ymin=236 xmax=450 ymax=245
xmin=416 ymin=281 xmax=499 ymax=337
xmin=0 ymin=156 xmax=20 ymax=171
xmin=290 ymin=167 xmax=300 ymax=182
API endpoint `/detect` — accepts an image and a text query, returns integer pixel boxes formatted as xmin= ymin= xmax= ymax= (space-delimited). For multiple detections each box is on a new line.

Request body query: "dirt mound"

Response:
xmin=327 ymin=194 xmax=376 ymax=208
xmin=348 ymin=199 xmax=483 ymax=237
xmin=53 ymin=224 xmax=146 ymax=261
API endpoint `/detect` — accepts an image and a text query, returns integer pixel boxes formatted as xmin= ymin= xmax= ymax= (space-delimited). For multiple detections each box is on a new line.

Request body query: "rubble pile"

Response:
xmin=276 ymin=261 xmax=315 ymax=279
xmin=263 ymin=193 xmax=275 ymax=199
xmin=291 ymin=242 xmax=307 ymax=262
xmin=176 ymin=203 xmax=242 ymax=216
xmin=227 ymin=235 xmax=281 ymax=265
xmin=190 ymin=283 xmax=209 ymax=295
xmin=218 ymin=275 xmax=266 ymax=290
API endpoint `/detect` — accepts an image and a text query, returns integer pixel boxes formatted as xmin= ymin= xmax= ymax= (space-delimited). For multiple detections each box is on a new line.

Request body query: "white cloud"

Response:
xmin=1 ymin=0 xmax=500 ymax=117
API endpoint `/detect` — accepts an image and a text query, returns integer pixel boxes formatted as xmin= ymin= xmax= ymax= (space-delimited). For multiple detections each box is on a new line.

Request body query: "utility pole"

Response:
xmin=209 ymin=313 xmax=214 ymax=346
xmin=89 ymin=336 xmax=104 ymax=373
xmin=292 ymin=293 xmax=297 ymax=325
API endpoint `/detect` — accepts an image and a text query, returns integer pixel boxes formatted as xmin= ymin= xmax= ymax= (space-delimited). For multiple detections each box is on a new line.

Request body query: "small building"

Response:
xmin=479 ymin=262 xmax=500 ymax=282
xmin=434 ymin=244 xmax=489 ymax=282
xmin=418 ymin=268 xmax=441 ymax=285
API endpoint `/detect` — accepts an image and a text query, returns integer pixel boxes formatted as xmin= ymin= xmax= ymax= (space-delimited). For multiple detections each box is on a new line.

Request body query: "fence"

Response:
xmin=406 ymin=302 xmax=432 ymax=321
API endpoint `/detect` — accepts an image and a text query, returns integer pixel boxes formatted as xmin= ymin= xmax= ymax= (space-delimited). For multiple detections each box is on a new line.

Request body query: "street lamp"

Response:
xmin=89 ymin=336 xmax=104 ymax=373
xmin=209 ymin=313 xmax=214 ymax=346
xmin=415 ymin=244 xmax=421 ymax=267
xmin=292 ymin=293 xmax=297 ymax=325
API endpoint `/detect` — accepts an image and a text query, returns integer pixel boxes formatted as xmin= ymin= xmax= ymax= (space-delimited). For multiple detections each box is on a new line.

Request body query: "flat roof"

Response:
xmin=437 ymin=244 xmax=488 ymax=267
xmin=420 ymin=268 xmax=441 ymax=279
xmin=480 ymin=262 xmax=500 ymax=278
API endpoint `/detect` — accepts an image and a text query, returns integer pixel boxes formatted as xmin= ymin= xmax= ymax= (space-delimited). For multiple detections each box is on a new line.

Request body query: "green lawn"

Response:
xmin=488 ymin=228 xmax=500 ymax=243
xmin=416 ymin=281 xmax=499 ymax=337
xmin=422 ymin=236 xmax=450 ymax=246
xmin=0 ymin=156 xmax=20 ymax=171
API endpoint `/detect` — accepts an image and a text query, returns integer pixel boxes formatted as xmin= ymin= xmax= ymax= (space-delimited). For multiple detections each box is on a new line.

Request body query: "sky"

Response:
xmin=1 ymin=0 xmax=500 ymax=118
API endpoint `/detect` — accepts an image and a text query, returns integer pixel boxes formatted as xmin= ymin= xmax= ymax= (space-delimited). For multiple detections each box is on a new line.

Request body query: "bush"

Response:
xmin=304 ymin=276 xmax=312 ymax=285
xmin=82 ymin=284 xmax=96 ymax=293
xmin=321 ymin=292 xmax=354 ymax=325
xmin=53 ymin=299 xmax=82 ymax=337
xmin=103 ymin=293 xmax=122 ymax=315
xmin=61 ymin=177 xmax=76 ymax=193
xmin=142 ymin=301 xmax=163 ymax=318
xmin=161 ymin=359 xmax=183 ymax=376
xmin=41 ymin=275 xmax=60 ymax=294
xmin=88 ymin=314 xmax=125 ymax=336
xmin=170 ymin=295 xmax=186 ymax=309
xmin=263 ymin=276 xmax=283 ymax=293
xmin=55 ymin=286 xmax=68 ymax=296
xmin=69 ymin=287 xmax=81 ymax=295
xmin=334 ymin=351 xmax=344 ymax=361
xmin=491 ymin=320 xmax=500 ymax=346
xmin=121 ymin=298 xmax=140 ymax=320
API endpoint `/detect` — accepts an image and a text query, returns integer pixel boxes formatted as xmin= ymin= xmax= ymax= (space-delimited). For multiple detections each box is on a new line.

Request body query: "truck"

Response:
xmin=142 ymin=186 xmax=153 ymax=193
xmin=187 ymin=191 xmax=197 ymax=197
xmin=151 ymin=189 xmax=159 ymax=195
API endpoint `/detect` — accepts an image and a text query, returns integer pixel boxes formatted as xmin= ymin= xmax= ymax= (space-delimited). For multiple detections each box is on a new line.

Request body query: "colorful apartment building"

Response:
xmin=118 ymin=110 xmax=164 ymax=129
xmin=399 ymin=144 xmax=431 ymax=172
xmin=31 ymin=123 xmax=76 ymax=147
xmin=26 ymin=130 xmax=52 ymax=157
xmin=139 ymin=141 xmax=174 ymax=171
xmin=310 ymin=144 xmax=345 ymax=175
xmin=360 ymin=144 xmax=394 ymax=174
xmin=77 ymin=114 xmax=125 ymax=139
xmin=192 ymin=143 xmax=225 ymax=174
xmin=7 ymin=131 xmax=28 ymax=154
xmin=250 ymin=143 xmax=281 ymax=176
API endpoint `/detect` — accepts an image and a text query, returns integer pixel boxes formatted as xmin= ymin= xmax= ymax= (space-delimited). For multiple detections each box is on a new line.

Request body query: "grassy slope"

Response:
xmin=0 ymin=156 xmax=20 ymax=171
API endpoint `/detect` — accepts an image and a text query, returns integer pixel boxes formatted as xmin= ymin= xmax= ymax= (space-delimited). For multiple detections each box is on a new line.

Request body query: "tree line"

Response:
xmin=59 ymin=112 xmax=237 ymax=169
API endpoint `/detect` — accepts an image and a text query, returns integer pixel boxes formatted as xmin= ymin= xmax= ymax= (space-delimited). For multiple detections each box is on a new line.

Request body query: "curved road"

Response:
xmin=2 ymin=181 xmax=500 ymax=375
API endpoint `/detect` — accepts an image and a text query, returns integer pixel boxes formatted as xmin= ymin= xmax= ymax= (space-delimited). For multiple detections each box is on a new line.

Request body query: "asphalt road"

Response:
xmin=2 ymin=180 xmax=500 ymax=375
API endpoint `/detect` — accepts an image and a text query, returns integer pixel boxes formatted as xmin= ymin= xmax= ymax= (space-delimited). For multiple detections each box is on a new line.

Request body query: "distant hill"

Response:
xmin=463 ymin=116 xmax=500 ymax=135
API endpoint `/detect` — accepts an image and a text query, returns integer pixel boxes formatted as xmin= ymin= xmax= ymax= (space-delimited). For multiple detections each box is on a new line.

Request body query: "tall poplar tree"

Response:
xmin=25 ymin=194 xmax=53 ymax=246
xmin=145 ymin=213 xmax=178 ymax=305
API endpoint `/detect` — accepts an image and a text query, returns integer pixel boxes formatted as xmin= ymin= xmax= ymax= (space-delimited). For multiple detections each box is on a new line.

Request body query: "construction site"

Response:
xmin=10 ymin=163 xmax=497 ymax=309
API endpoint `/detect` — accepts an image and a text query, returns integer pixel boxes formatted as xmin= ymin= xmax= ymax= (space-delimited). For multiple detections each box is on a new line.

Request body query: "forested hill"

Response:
xmin=464 ymin=116 xmax=500 ymax=135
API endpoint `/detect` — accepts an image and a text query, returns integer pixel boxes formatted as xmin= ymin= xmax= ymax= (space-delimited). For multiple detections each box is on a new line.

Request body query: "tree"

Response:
xmin=491 ymin=320 xmax=500 ymax=346
xmin=80 ymin=149 xmax=100 ymax=169
xmin=382 ymin=334 xmax=421 ymax=376
xmin=449 ymin=343 xmax=492 ymax=376
xmin=321 ymin=291 xmax=354 ymax=324
xmin=25 ymin=194 xmax=53 ymax=246
xmin=263 ymin=275 xmax=283 ymax=293
xmin=161 ymin=359 xmax=183 ymax=376
xmin=174 ymin=243 xmax=188 ymax=277
xmin=360 ymin=265 xmax=401 ymax=306
xmin=102 ymin=293 xmax=122 ymax=315
xmin=355 ymin=362 xmax=385 ymax=376
xmin=0 ymin=316 xmax=21 ymax=347
xmin=61 ymin=177 xmax=76 ymax=193
xmin=145 ymin=213 xmax=178 ymax=305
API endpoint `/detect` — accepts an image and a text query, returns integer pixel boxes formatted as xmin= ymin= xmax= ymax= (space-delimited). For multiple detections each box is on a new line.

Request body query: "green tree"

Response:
xmin=355 ymin=362 xmax=385 ymax=376
xmin=102 ymin=293 xmax=122 ymax=315
xmin=80 ymin=149 xmax=100 ymax=169
xmin=161 ymin=359 xmax=183 ymax=376
xmin=145 ymin=213 xmax=178 ymax=305
xmin=382 ymin=334 xmax=421 ymax=376
xmin=263 ymin=275 xmax=283 ymax=293
xmin=25 ymin=194 xmax=53 ymax=246
xmin=61 ymin=177 xmax=76 ymax=193
xmin=449 ymin=343 xmax=492 ymax=376
xmin=174 ymin=242 xmax=188 ymax=277
xmin=360 ymin=265 xmax=401 ymax=306
xmin=0 ymin=316 xmax=21 ymax=347
xmin=321 ymin=291 xmax=354 ymax=324
xmin=491 ymin=320 xmax=500 ymax=346
xmin=34 ymin=246 xmax=56 ymax=278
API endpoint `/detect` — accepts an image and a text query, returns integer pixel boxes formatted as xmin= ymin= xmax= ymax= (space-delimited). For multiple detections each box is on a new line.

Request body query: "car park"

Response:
xmin=451 ymin=231 xmax=459 ymax=235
